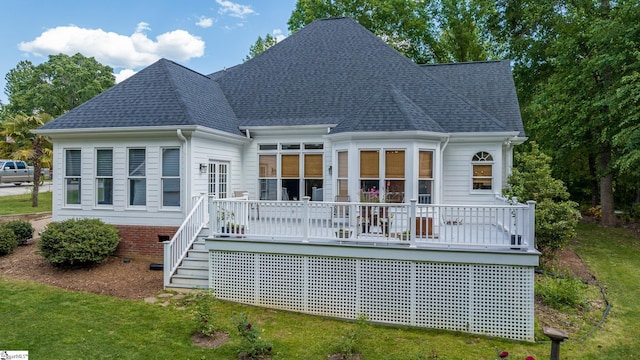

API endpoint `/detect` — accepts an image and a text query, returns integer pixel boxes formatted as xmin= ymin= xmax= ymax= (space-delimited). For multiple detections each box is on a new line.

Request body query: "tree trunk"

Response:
xmin=31 ymin=137 xmax=43 ymax=208
xmin=588 ymin=153 xmax=598 ymax=207
xmin=599 ymin=143 xmax=615 ymax=226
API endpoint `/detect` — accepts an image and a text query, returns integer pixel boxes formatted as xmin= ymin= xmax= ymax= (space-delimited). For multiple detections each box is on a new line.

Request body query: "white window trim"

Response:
xmin=470 ymin=151 xmax=494 ymax=193
xmin=63 ymin=148 xmax=82 ymax=208
xmin=161 ymin=147 xmax=181 ymax=209
xmin=95 ymin=148 xmax=114 ymax=208
xmin=127 ymin=148 xmax=147 ymax=208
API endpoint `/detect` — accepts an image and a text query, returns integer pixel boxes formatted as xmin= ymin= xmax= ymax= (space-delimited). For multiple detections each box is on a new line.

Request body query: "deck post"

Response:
xmin=527 ymin=200 xmax=536 ymax=251
xmin=209 ymin=195 xmax=216 ymax=238
xmin=410 ymin=199 xmax=417 ymax=248
xmin=162 ymin=240 xmax=170 ymax=288
xmin=302 ymin=196 xmax=310 ymax=242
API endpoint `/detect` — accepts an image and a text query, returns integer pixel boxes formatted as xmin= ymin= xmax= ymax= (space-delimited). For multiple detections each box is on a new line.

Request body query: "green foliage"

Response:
xmin=535 ymin=275 xmax=586 ymax=311
xmin=505 ymin=142 xmax=580 ymax=257
xmin=331 ymin=314 xmax=369 ymax=358
xmin=233 ymin=312 xmax=273 ymax=358
xmin=245 ymin=33 xmax=279 ymax=61
xmin=190 ymin=290 xmax=220 ymax=337
xmin=4 ymin=53 xmax=115 ymax=117
xmin=39 ymin=218 xmax=120 ymax=267
xmin=288 ymin=0 xmax=497 ymax=64
xmin=0 ymin=225 xmax=19 ymax=255
xmin=2 ymin=220 xmax=34 ymax=245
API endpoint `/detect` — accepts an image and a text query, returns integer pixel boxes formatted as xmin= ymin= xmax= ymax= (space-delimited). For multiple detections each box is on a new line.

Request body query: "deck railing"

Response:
xmin=209 ymin=196 xmax=536 ymax=251
xmin=163 ymin=193 xmax=208 ymax=288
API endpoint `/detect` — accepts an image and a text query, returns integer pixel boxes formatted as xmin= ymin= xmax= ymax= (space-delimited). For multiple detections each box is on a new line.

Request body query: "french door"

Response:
xmin=208 ymin=161 xmax=229 ymax=199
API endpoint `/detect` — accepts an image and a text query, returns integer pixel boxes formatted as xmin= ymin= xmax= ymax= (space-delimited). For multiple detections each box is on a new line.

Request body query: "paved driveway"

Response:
xmin=0 ymin=182 xmax=52 ymax=197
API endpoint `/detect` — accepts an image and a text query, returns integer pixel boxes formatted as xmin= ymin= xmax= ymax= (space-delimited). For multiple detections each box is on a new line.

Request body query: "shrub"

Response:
xmin=3 ymin=220 xmax=34 ymax=245
xmin=0 ymin=225 xmax=19 ymax=255
xmin=535 ymin=275 xmax=586 ymax=311
xmin=233 ymin=312 xmax=273 ymax=358
xmin=39 ymin=218 xmax=120 ymax=267
xmin=191 ymin=290 xmax=221 ymax=337
xmin=504 ymin=142 xmax=580 ymax=259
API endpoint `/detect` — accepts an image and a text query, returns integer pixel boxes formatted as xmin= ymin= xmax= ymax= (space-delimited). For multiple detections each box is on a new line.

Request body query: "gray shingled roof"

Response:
xmin=39 ymin=59 xmax=242 ymax=135
xmin=40 ymin=17 xmax=523 ymax=137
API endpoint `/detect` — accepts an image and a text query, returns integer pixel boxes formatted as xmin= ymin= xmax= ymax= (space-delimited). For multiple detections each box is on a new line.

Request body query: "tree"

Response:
xmin=0 ymin=113 xmax=53 ymax=207
xmin=287 ymin=0 xmax=498 ymax=64
xmin=4 ymin=53 xmax=115 ymax=117
xmin=3 ymin=53 xmax=115 ymax=207
xmin=486 ymin=0 xmax=640 ymax=226
xmin=245 ymin=33 xmax=279 ymax=61
xmin=504 ymin=142 xmax=580 ymax=261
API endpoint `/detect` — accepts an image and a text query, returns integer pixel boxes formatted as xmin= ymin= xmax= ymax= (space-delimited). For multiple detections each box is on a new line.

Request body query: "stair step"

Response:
xmin=170 ymin=274 xmax=209 ymax=287
xmin=176 ymin=266 xmax=209 ymax=277
xmin=185 ymin=249 xmax=208 ymax=259
xmin=181 ymin=258 xmax=208 ymax=267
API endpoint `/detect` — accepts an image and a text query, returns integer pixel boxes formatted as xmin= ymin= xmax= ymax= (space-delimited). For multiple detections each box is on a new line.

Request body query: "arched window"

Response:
xmin=472 ymin=151 xmax=493 ymax=190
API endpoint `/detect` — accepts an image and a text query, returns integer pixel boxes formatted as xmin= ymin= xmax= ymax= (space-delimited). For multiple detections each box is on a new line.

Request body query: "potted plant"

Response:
xmin=335 ymin=228 xmax=352 ymax=238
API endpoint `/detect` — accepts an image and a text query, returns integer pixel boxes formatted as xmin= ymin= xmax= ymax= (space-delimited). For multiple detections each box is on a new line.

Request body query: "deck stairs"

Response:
xmin=166 ymin=227 xmax=209 ymax=289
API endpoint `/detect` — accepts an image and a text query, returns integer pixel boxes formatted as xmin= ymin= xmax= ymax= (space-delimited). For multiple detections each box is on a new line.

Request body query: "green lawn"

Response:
xmin=1 ymin=213 xmax=638 ymax=358
xmin=0 ymin=191 xmax=52 ymax=215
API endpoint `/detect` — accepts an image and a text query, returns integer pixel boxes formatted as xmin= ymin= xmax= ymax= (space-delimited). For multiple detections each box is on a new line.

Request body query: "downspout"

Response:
xmin=439 ymin=136 xmax=450 ymax=204
xmin=177 ymin=129 xmax=189 ymax=218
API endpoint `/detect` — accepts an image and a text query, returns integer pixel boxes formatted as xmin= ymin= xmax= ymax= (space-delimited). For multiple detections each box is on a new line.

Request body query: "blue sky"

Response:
xmin=0 ymin=0 xmax=298 ymax=104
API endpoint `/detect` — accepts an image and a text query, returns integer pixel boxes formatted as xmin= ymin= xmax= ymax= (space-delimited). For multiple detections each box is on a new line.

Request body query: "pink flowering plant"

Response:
xmin=359 ymin=186 xmax=380 ymax=202
xmin=233 ymin=312 xmax=273 ymax=358
xmin=190 ymin=289 xmax=220 ymax=337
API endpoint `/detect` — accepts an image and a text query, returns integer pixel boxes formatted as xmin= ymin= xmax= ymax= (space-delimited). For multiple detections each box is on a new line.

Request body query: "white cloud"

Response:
xmin=18 ymin=24 xmax=205 ymax=69
xmin=272 ymin=29 xmax=286 ymax=42
xmin=135 ymin=22 xmax=151 ymax=33
xmin=215 ymin=0 xmax=256 ymax=18
xmin=196 ymin=16 xmax=214 ymax=28
xmin=114 ymin=69 xmax=136 ymax=83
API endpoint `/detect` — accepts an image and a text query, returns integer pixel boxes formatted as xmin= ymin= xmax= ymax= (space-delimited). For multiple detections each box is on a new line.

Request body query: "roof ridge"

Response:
xmin=160 ymin=59 xmax=198 ymax=125
xmin=389 ymin=86 xmax=444 ymax=132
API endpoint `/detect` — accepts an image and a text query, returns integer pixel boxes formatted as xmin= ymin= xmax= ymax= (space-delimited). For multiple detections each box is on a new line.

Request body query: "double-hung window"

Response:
xmin=128 ymin=148 xmax=146 ymax=206
xmin=359 ymin=150 xmax=380 ymax=201
xmin=384 ymin=150 xmax=405 ymax=203
xmin=161 ymin=148 xmax=180 ymax=207
xmin=418 ymin=150 xmax=433 ymax=204
xmin=258 ymin=143 xmax=324 ymax=200
xmin=65 ymin=149 xmax=81 ymax=206
xmin=472 ymin=151 xmax=493 ymax=190
xmin=96 ymin=149 xmax=113 ymax=206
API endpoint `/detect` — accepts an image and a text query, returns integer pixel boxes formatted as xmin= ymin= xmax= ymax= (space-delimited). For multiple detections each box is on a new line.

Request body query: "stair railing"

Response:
xmin=163 ymin=193 xmax=208 ymax=288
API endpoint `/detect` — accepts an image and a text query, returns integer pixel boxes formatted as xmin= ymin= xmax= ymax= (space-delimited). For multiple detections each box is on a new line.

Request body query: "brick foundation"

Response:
xmin=115 ymin=225 xmax=179 ymax=260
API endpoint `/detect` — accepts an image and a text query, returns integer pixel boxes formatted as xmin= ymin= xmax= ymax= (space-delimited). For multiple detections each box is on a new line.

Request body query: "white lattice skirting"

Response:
xmin=209 ymin=251 xmax=534 ymax=341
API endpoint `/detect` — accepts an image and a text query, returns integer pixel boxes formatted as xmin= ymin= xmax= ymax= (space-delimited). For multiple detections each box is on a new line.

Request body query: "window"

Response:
xmin=472 ymin=151 xmax=493 ymax=190
xmin=128 ymin=148 xmax=146 ymax=206
xmin=259 ymin=154 xmax=277 ymax=200
xmin=281 ymin=154 xmax=300 ymax=200
xmin=384 ymin=150 xmax=405 ymax=203
xmin=337 ymin=151 xmax=348 ymax=196
xmin=258 ymin=143 xmax=324 ymax=200
xmin=96 ymin=149 xmax=113 ymax=206
xmin=304 ymin=154 xmax=323 ymax=201
xmin=64 ymin=149 xmax=81 ymax=205
xmin=16 ymin=161 xmax=26 ymax=170
xmin=162 ymin=148 xmax=180 ymax=207
xmin=360 ymin=150 xmax=380 ymax=201
xmin=418 ymin=150 xmax=433 ymax=204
